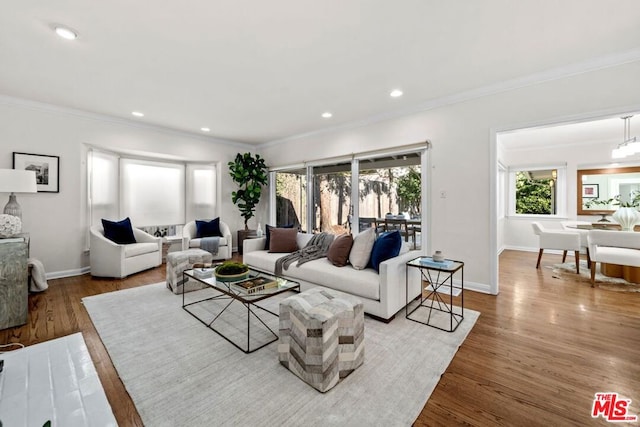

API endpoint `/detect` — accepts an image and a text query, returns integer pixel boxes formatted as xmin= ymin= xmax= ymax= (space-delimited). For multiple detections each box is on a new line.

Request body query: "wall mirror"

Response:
xmin=577 ymin=166 xmax=640 ymax=216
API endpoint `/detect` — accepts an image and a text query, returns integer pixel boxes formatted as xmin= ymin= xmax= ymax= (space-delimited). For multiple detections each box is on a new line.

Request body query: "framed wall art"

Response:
xmin=13 ymin=152 xmax=60 ymax=193
xmin=581 ymin=183 xmax=599 ymax=199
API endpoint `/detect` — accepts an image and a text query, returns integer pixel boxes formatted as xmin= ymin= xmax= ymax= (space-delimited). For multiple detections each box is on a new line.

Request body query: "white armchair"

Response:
xmin=531 ymin=221 xmax=581 ymax=273
xmin=182 ymin=220 xmax=232 ymax=260
xmin=90 ymin=226 xmax=162 ymax=278
xmin=588 ymin=229 xmax=640 ymax=287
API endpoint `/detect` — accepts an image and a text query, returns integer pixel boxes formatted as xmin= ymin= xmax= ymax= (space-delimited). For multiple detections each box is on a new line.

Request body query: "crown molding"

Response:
xmin=0 ymin=94 xmax=254 ymax=150
xmin=260 ymin=47 xmax=640 ymax=149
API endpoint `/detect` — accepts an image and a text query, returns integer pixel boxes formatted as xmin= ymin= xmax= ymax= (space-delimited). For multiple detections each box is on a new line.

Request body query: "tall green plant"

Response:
xmin=228 ymin=152 xmax=268 ymax=230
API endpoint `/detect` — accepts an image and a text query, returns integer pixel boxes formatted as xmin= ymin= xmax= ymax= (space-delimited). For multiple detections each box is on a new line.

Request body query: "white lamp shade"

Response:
xmin=0 ymin=169 xmax=37 ymax=193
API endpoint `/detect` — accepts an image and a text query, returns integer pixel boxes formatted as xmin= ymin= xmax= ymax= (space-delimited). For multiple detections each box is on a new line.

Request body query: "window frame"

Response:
xmin=508 ymin=164 xmax=567 ymax=218
xmin=87 ymin=147 xmax=220 ymax=230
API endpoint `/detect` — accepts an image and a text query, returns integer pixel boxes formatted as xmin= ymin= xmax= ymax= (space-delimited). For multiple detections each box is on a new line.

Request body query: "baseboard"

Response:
xmin=463 ymin=280 xmax=492 ymax=294
xmin=502 ymin=245 xmax=565 ymax=255
xmin=46 ymin=266 xmax=91 ymax=280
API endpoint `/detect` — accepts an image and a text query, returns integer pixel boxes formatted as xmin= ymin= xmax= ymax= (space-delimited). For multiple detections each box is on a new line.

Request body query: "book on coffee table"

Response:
xmin=230 ymin=277 xmax=278 ymax=294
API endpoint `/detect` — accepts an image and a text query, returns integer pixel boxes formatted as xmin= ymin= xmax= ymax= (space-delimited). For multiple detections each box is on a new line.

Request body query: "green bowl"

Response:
xmin=214 ymin=270 xmax=250 ymax=282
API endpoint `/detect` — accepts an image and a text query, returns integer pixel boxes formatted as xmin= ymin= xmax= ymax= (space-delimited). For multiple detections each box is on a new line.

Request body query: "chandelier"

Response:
xmin=611 ymin=115 xmax=639 ymax=159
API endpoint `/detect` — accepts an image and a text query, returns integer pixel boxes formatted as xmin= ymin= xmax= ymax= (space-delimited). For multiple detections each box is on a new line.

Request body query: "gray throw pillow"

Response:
xmin=349 ymin=228 xmax=376 ymax=270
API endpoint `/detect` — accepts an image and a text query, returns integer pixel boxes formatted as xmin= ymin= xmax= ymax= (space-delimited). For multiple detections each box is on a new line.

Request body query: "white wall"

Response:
xmin=0 ymin=99 xmax=252 ymax=278
xmin=260 ymin=61 xmax=640 ymax=294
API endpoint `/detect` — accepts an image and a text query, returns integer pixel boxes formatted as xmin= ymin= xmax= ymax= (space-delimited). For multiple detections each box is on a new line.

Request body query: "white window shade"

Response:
xmin=88 ymin=149 xmax=119 ymax=227
xmin=186 ymin=164 xmax=217 ymax=221
xmin=121 ymin=159 xmax=185 ymax=226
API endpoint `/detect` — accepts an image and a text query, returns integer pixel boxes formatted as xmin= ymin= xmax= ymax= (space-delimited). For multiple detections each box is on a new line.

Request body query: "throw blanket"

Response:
xmin=28 ymin=258 xmax=49 ymax=292
xmin=200 ymin=236 xmax=220 ymax=256
xmin=275 ymin=232 xmax=335 ymax=276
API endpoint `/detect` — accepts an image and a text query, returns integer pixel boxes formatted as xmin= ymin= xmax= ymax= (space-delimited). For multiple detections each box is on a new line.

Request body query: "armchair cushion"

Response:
xmin=195 ymin=218 xmax=222 ymax=238
xmin=124 ymin=242 xmax=162 ymax=257
xmin=102 ymin=217 xmax=136 ymax=244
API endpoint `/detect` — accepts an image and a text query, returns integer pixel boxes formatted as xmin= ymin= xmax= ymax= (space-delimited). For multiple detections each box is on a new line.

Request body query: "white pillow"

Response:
xmin=349 ymin=228 xmax=376 ymax=270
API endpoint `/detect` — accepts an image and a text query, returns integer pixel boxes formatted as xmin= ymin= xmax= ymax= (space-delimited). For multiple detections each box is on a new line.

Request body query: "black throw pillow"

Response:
xmin=196 ymin=218 xmax=222 ymax=238
xmin=102 ymin=217 xmax=137 ymax=244
xmin=264 ymin=224 xmax=294 ymax=250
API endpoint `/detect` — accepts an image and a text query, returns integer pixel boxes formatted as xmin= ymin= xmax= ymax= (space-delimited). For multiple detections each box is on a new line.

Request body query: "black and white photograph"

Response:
xmin=13 ymin=152 xmax=60 ymax=193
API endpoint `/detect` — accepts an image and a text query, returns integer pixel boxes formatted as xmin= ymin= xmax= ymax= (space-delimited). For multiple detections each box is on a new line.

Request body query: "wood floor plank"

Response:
xmin=0 ymin=250 xmax=638 ymax=426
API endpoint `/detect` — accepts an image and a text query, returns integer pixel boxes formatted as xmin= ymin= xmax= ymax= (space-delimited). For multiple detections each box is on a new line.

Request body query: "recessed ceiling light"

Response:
xmin=201 ymin=127 xmax=210 ymax=132
xmin=55 ymin=26 xmax=78 ymax=40
xmin=321 ymin=112 xmax=333 ymax=118
xmin=390 ymin=89 xmax=403 ymax=98
xmin=131 ymin=111 xmax=144 ymax=117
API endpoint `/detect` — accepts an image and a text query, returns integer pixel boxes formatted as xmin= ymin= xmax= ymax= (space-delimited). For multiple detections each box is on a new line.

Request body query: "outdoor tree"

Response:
xmin=515 ymin=171 xmax=553 ymax=214
xmin=327 ymin=172 xmax=351 ymax=226
xmin=396 ymin=167 xmax=421 ymax=216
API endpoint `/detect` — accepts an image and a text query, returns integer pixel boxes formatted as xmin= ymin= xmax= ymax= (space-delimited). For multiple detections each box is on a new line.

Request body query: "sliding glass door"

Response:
xmin=310 ymin=161 xmax=352 ymax=234
xmin=270 ymin=147 xmax=427 ymax=250
xmin=358 ymin=153 xmax=422 ymax=246
xmin=275 ymin=168 xmax=307 ymax=232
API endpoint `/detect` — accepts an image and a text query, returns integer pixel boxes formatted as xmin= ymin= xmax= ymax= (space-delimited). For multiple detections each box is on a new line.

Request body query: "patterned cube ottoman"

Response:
xmin=166 ymin=249 xmax=214 ymax=294
xmin=278 ymin=287 xmax=364 ymax=392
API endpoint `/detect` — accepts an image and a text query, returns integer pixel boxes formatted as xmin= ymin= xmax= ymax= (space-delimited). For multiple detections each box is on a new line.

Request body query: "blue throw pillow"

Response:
xmin=196 ymin=218 xmax=222 ymax=238
xmin=368 ymin=230 xmax=402 ymax=272
xmin=102 ymin=217 xmax=137 ymax=244
xmin=265 ymin=224 xmax=294 ymax=250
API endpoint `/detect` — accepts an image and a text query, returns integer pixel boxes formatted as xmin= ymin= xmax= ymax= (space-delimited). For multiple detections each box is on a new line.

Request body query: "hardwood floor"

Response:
xmin=2 ymin=250 xmax=639 ymax=426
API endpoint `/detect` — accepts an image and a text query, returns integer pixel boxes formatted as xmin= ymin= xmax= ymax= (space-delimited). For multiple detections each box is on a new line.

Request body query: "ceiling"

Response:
xmin=2 ymin=1 xmax=640 ymax=145
xmin=499 ymin=114 xmax=640 ymax=151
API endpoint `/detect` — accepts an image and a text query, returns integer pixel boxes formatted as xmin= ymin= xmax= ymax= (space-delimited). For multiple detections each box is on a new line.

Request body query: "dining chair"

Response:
xmin=531 ymin=221 xmax=581 ymax=273
xmin=561 ymin=221 xmax=591 ymax=268
xmin=384 ymin=218 xmax=416 ymax=248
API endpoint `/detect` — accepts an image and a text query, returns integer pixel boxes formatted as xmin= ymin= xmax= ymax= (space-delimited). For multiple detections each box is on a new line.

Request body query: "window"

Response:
xmin=88 ymin=149 xmax=119 ymax=228
xmin=271 ymin=146 xmax=427 ymax=250
xmin=358 ymin=154 xmax=421 ymax=232
xmin=121 ymin=159 xmax=186 ymax=226
xmin=311 ymin=161 xmax=352 ymax=234
xmin=186 ymin=164 xmax=217 ymax=221
xmin=87 ymin=148 xmax=218 ymax=231
xmin=509 ymin=165 xmax=566 ymax=216
xmin=275 ymin=168 xmax=307 ymax=231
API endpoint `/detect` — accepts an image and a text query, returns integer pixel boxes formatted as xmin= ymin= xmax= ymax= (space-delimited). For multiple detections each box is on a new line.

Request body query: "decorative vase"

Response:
xmin=0 ymin=214 xmax=22 ymax=237
xmin=432 ymin=250 xmax=445 ymax=262
xmin=612 ymin=207 xmax=640 ymax=231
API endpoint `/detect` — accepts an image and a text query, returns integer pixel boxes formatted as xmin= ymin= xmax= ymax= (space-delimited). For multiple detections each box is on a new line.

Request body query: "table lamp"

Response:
xmin=0 ymin=169 xmax=38 ymax=219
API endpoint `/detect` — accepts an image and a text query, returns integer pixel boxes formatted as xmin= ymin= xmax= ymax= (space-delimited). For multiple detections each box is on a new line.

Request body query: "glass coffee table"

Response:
xmin=182 ymin=267 xmax=300 ymax=353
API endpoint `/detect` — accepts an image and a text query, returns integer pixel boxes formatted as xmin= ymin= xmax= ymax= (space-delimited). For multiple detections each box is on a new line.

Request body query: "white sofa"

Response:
xmin=90 ymin=226 xmax=162 ymax=278
xmin=182 ymin=220 xmax=232 ymax=260
xmin=243 ymin=233 xmax=422 ymax=321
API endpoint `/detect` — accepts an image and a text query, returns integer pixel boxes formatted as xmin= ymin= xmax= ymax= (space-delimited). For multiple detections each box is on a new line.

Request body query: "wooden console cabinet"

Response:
xmin=0 ymin=236 xmax=29 ymax=329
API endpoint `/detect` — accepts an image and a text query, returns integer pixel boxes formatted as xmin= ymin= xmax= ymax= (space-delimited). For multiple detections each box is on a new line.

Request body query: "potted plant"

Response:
xmin=214 ymin=261 xmax=250 ymax=282
xmin=228 ymin=152 xmax=268 ymax=252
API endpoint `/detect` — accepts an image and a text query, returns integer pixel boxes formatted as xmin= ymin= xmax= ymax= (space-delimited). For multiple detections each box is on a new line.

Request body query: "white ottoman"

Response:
xmin=166 ymin=249 xmax=214 ymax=294
xmin=278 ymin=288 xmax=365 ymax=392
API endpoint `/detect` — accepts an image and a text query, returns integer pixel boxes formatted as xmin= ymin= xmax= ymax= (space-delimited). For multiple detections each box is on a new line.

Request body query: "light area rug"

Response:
xmin=83 ymin=283 xmax=479 ymax=427
xmin=551 ymin=261 xmax=640 ymax=292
